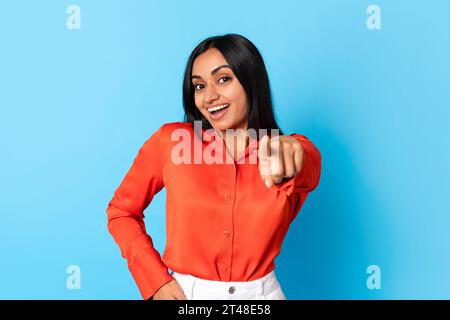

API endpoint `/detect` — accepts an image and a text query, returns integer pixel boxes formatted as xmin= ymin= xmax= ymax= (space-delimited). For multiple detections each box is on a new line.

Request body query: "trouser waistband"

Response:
xmin=172 ymin=270 xmax=281 ymax=298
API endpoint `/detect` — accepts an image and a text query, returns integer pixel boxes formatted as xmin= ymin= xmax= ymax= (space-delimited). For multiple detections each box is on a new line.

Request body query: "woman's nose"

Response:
xmin=204 ymin=85 xmax=219 ymax=104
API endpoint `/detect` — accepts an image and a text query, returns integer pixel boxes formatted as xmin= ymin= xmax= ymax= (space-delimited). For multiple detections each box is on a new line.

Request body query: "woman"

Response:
xmin=106 ymin=34 xmax=322 ymax=300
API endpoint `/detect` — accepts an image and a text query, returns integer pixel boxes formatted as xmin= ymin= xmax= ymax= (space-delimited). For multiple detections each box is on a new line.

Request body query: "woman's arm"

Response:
xmin=258 ymin=133 xmax=322 ymax=195
xmin=275 ymin=134 xmax=322 ymax=195
xmin=259 ymin=133 xmax=322 ymax=222
xmin=106 ymin=125 xmax=174 ymax=300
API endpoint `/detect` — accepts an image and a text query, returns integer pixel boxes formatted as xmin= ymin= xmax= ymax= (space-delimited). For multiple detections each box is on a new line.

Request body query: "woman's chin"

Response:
xmin=210 ymin=123 xmax=234 ymax=133
xmin=207 ymin=119 xmax=229 ymax=130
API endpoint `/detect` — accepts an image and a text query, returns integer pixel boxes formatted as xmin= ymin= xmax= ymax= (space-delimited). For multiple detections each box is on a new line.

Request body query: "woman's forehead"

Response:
xmin=192 ymin=48 xmax=228 ymax=75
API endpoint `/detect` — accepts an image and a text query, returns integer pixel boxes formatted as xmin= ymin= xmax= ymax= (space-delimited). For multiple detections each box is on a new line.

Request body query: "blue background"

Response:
xmin=0 ymin=0 xmax=449 ymax=299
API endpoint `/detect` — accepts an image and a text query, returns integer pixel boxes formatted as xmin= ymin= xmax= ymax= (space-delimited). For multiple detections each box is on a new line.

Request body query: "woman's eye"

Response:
xmin=194 ymin=83 xmax=204 ymax=90
xmin=219 ymin=76 xmax=231 ymax=83
xmin=193 ymin=77 xmax=230 ymax=91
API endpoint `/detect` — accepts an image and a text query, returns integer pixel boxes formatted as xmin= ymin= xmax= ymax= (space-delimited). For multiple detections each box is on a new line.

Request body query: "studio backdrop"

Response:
xmin=0 ymin=0 xmax=449 ymax=299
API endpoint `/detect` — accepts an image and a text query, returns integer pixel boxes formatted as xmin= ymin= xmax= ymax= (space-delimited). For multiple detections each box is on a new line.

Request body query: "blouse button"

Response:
xmin=224 ymin=195 xmax=231 ymax=201
xmin=224 ymin=230 xmax=230 ymax=237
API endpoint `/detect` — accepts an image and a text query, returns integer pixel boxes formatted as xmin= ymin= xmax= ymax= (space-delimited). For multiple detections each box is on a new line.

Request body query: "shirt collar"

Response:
xmin=200 ymin=127 xmax=260 ymax=163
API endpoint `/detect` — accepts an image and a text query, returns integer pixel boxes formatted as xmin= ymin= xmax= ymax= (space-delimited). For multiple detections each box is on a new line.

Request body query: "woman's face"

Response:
xmin=191 ymin=48 xmax=248 ymax=134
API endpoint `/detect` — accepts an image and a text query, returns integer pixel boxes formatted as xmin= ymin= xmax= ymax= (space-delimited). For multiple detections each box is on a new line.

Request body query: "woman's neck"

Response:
xmin=217 ymin=127 xmax=250 ymax=161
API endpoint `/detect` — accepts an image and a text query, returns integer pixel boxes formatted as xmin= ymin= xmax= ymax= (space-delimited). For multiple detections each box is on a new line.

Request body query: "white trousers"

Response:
xmin=172 ymin=270 xmax=287 ymax=300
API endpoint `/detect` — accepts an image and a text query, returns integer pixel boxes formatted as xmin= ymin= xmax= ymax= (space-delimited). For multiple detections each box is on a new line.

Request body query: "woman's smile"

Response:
xmin=207 ymin=103 xmax=230 ymax=120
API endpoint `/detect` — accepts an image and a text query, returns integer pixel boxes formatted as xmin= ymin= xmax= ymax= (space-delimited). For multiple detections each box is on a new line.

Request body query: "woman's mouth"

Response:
xmin=207 ymin=103 xmax=230 ymax=120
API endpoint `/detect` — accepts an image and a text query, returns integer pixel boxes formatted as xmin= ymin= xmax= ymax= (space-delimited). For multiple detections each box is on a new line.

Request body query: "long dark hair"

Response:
xmin=182 ymin=34 xmax=283 ymax=136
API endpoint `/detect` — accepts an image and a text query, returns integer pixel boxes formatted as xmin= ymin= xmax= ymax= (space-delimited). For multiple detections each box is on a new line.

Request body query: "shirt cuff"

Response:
xmin=127 ymin=245 xmax=175 ymax=300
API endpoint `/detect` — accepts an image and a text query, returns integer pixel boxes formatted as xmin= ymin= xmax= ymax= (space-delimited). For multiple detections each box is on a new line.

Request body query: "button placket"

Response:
xmin=219 ymin=164 xmax=236 ymax=281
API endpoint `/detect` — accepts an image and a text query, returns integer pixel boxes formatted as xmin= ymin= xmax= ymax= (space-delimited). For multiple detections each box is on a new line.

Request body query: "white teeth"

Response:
xmin=207 ymin=104 xmax=229 ymax=112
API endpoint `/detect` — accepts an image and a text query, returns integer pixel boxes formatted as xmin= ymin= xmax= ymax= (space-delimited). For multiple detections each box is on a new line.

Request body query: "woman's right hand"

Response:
xmin=151 ymin=279 xmax=188 ymax=300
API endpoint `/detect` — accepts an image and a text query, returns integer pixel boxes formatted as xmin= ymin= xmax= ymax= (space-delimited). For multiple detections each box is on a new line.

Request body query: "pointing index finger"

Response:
xmin=258 ymin=134 xmax=270 ymax=161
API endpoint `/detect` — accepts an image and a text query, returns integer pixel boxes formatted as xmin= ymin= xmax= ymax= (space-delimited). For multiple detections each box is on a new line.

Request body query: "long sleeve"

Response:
xmin=106 ymin=125 xmax=174 ymax=300
xmin=272 ymin=133 xmax=322 ymax=221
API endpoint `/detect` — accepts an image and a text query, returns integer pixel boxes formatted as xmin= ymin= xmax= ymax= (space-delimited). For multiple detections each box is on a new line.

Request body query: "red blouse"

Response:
xmin=106 ymin=122 xmax=322 ymax=299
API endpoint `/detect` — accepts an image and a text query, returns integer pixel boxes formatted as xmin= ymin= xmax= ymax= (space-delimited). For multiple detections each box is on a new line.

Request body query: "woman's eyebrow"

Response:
xmin=192 ymin=65 xmax=231 ymax=80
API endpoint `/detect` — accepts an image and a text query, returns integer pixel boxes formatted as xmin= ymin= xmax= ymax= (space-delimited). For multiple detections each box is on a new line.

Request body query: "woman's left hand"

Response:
xmin=258 ymin=135 xmax=304 ymax=188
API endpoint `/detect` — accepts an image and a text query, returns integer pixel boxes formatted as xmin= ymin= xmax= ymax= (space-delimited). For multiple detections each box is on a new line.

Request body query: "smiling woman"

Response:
xmin=191 ymin=52 xmax=247 ymax=130
xmin=182 ymin=34 xmax=286 ymax=162
xmin=183 ymin=34 xmax=282 ymax=138
xmin=106 ymin=34 xmax=322 ymax=301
